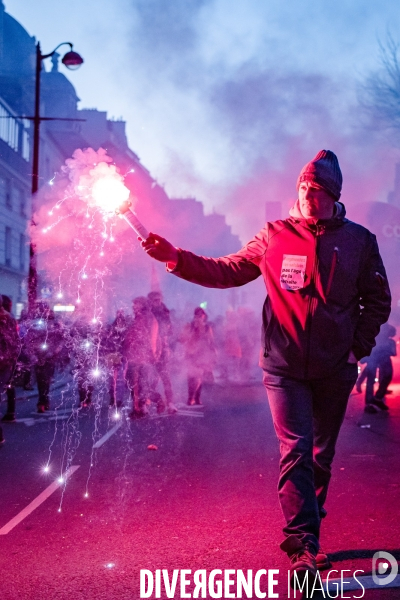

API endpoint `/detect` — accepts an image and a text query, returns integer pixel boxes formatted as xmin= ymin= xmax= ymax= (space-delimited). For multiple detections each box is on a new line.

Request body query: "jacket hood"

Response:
xmin=288 ymin=199 xmax=346 ymax=223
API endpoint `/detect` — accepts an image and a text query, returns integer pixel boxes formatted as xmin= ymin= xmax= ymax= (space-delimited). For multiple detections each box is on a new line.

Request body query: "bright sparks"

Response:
xmin=91 ymin=171 xmax=130 ymax=214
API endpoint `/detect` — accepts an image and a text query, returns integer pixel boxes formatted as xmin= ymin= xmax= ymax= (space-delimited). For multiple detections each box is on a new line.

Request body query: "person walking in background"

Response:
xmin=70 ymin=311 xmax=102 ymax=408
xmin=25 ymin=303 xmax=64 ymax=413
xmin=180 ymin=307 xmax=216 ymax=406
xmin=123 ymin=296 xmax=165 ymax=418
xmin=140 ymin=149 xmax=391 ymax=587
xmin=361 ymin=322 xmax=397 ymax=413
xmin=17 ymin=309 xmax=34 ymax=391
xmin=1 ymin=295 xmax=19 ymax=422
xmin=0 ymin=295 xmax=20 ymax=442
xmin=104 ymin=309 xmax=128 ymax=408
xmin=147 ymin=291 xmax=177 ymax=414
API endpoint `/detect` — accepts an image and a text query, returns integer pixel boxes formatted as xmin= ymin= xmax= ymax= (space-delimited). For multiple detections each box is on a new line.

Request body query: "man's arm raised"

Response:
xmin=140 ymin=228 xmax=267 ymax=290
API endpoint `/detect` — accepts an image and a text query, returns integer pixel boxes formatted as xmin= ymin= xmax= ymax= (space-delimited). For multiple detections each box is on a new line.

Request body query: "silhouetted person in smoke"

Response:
xmin=180 ymin=307 xmax=216 ymax=406
xmin=25 ymin=303 xmax=64 ymax=413
xmin=1 ymin=296 xmax=18 ymax=422
xmin=104 ymin=309 xmax=128 ymax=408
xmin=148 ymin=291 xmax=177 ymax=413
xmin=140 ymin=150 xmax=391 ymax=587
xmin=70 ymin=313 xmax=101 ymax=408
xmin=18 ymin=309 xmax=34 ymax=390
xmin=360 ymin=322 xmax=397 ymax=413
xmin=123 ymin=297 xmax=165 ymax=418
xmin=0 ymin=295 xmax=20 ymax=442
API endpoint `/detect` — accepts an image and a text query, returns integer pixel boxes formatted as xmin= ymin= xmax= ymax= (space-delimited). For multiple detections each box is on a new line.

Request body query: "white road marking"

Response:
xmin=93 ymin=422 xmax=122 ymax=448
xmin=30 ymin=408 xmax=74 ymax=416
xmin=176 ymin=410 xmax=204 ymax=418
xmin=149 ymin=410 xmax=204 ymax=419
xmin=0 ymin=466 xmax=80 ymax=535
xmin=324 ymin=574 xmax=400 ymax=592
xmin=93 ymin=408 xmax=204 ymax=447
xmin=17 ymin=415 xmax=71 ymax=427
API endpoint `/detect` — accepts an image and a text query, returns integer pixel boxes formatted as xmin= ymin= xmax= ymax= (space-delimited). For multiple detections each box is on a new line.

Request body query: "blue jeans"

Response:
xmin=263 ymin=363 xmax=358 ymax=552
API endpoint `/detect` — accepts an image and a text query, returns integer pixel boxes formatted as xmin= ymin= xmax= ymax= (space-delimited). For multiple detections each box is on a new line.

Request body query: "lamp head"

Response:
xmin=62 ymin=50 xmax=84 ymax=70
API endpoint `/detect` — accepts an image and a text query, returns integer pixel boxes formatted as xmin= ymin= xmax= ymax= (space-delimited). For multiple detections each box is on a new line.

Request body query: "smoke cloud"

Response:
xmin=10 ymin=0 xmax=400 ymax=244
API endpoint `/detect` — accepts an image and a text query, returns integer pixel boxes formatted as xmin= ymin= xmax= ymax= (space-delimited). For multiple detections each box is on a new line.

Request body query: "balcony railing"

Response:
xmin=0 ymin=99 xmax=30 ymax=162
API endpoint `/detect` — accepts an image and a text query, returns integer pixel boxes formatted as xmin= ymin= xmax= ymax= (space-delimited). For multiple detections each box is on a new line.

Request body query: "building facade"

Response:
xmin=0 ymin=2 xmax=33 ymax=308
xmin=0 ymin=2 xmax=242 ymax=318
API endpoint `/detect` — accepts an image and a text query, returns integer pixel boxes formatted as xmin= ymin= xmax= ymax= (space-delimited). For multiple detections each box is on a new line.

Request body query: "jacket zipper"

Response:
xmin=304 ymin=226 xmax=320 ymax=378
xmin=325 ymin=246 xmax=339 ymax=297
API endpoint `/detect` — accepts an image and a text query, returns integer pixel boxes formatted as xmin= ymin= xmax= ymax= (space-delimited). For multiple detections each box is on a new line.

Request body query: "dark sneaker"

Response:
xmin=316 ymin=548 xmax=332 ymax=570
xmin=364 ymin=404 xmax=378 ymax=414
xmin=129 ymin=409 xmax=147 ymax=419
xmin=1 ymin=413 xmax=16 ymax=423
xmin=281 ymin=536 xmax=317 ymax=589
xmin=157 ymin=401 xmax=166 ymax=414
xmin=37 ymin=405 xmax=46 ymax=414
xmin=372 ymin=398 xmax=389 ymax=411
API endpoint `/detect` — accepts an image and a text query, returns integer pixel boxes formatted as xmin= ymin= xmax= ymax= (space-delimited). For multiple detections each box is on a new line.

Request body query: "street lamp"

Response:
xmin=28 ymin=42 xmax=84 ymax=312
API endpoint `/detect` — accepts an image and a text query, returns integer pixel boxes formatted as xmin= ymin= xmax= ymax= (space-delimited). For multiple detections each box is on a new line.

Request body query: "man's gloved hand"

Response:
xmin=140 ymin=233 xmax=179 ymax=267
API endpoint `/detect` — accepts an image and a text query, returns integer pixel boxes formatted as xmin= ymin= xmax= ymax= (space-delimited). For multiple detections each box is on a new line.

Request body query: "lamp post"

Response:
xmin=28 ymin=42 xmax=84 ymax=313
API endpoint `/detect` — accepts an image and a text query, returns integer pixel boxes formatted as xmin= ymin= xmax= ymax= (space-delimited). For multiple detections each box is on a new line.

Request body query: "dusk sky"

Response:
xmin=8 ymin=0 xmax=400 ymax=240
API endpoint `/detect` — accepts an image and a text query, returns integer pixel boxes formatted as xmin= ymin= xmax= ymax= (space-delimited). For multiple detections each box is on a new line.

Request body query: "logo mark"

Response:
xmin=372 ymin=551 xmax=398 ymax=586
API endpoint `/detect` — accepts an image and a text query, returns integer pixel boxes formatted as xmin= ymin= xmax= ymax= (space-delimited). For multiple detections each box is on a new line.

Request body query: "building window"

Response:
xmin=5 ymin=226 xmax=12 ymax=267
xmin=0 ymin=177 xmax=5 ymax=205
xmin=20 ymin=234 xmax=26 ymax=271
xmin=5 ymin=180 xmax=12 ymax=209
xmin=0 ymin=100 xmax=30 ymax=161
xmin=19 ymin=189 xmax=27 ymax=217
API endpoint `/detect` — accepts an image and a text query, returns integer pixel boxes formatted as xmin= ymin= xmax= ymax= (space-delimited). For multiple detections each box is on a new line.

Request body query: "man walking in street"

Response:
xmin=147 ymin=291 xmax=177 ymax=414
xmin=140 ymin=150 xmax=391 ymax=585
xmin=0 ymin=295 xmax=20 ymax=443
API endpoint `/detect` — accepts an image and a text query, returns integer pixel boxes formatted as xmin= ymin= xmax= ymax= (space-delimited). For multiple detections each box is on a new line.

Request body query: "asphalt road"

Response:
xmin=0 ymin=364 xmax=399 ymax=600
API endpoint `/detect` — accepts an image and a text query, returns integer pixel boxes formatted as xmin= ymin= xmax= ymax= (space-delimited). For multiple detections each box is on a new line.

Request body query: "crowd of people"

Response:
xmin=0 ymin=292 xmax=261 ymax=439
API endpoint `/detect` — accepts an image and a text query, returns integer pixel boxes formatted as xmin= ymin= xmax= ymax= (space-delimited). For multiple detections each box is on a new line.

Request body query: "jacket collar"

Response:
xmin=288 ymin=199 xmax=346 ymax=230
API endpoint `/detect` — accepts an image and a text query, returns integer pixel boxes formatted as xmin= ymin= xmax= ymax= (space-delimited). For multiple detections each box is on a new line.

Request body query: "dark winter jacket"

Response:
xmin=24 ymin=317 xmax=64 ymax=367
xmin=123 ymin=310 xmax=160 ymax=365
xmin=168 ymin=201 xmax=391 ymax=379
xmin=0 ymin=308 xmax=19 ymax=369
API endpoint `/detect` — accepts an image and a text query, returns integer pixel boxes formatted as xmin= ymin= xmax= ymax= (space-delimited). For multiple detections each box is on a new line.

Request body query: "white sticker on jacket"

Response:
xmin=280 ymin=255 xmax=307 ymax=290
